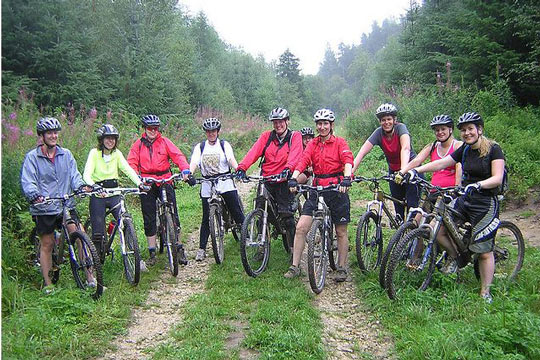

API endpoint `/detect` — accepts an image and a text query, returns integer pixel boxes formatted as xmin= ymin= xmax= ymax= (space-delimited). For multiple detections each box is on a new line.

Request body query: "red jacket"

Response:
xmin=127 ymin=132 xmax=189 ymax=181
xmin=237 ymin=129 xmax=302 ymax=180
xmin=295 ymin=135 xmax=353 ymax=186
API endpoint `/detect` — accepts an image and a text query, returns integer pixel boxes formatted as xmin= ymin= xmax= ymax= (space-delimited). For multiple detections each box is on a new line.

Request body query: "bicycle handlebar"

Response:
xmin=296 ymin=184 xmax=339 ymax=193
xmin=194 ymin=174 xmax=234 ymax=185
xmin=141 ymin=173 xmax=183 ymax=184
xmin=242 ymin=174 xmax=284 ymax=183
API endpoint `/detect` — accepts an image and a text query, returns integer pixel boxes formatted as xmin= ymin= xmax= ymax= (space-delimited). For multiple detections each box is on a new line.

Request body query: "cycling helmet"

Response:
xmin=141 ymin=114 xmax=160 ymax=127
xmin=97 ymin=124 xmax=119 ymax=139
xmin=36 ymin=117 xmax=62 ymax=135
xmin=268 ymin=107 xmax=289 ymax=121
xmin=202 ymin=117 xmax=221 ymax=131
xmin=430 ymin=115 xmax=453 ymax=129
xmin=457 ymin=112 xmax=483 ymax=129
xmin=375 ymin=103 xmax=398 ymax=119
xmin=313 ymin=108 xmax=336 ymax=122
xmin=300 ymin=127 xmax=315 ymax=136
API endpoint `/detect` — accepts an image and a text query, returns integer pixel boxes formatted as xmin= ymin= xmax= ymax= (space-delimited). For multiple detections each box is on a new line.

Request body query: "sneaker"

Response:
xmin=335 ymin=267 xmax=348 ymax=282
xmin=482 ymin=292 xmax=493 ymax=304
xmin=147 ymin=254 xmax=158 ymax=267
xmin=43 ymin=285 xmax=55 ymax=295
xmin=177 ymin=244 xmax=188 ymax=265
xmin=140 ymin=259 xmax=149 ymax=272
xmin=195 ymin=249 xmax=206 ymax=262
xmin=440 ymin=258 xmax=458 ymax=275
xmin=284 ymin=265 xmax=301 ymax=279
xmin=254 ymin=247 xmax=265 ymax=262
xmin=86 ymin=280 xmax=97 ymax=288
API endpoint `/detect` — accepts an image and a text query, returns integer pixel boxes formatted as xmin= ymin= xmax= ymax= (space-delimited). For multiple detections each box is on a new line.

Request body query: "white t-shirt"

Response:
xmin=190 ymin=139 xmax=237 ymax=197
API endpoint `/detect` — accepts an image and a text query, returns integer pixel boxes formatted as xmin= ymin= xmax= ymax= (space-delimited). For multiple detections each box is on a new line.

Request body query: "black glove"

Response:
xmin=280 ymin=168 xmax=291 ymax=180
xmin=235 ymin=169 xmax=247 ymax=180
xmin=187 ymin=175 xmax=197 ymax=187
xmin=288 ymin=178 xmax=298 ymax=189
xmin=92 ymin=184 xmax=106 ymax=195
xmin=77 ymin=184 xmax=92 ymax=194
xmin=404 ymin=169 xmax=419 ymax=183
xmin=30 ymin=194 xmax=44 ymax=204
xmin=340 ymin=176 xmax=352 ymax=188
xmin=138 ymin=183 xmax=151 ymax=192
xmin=464 ymin=182 xmax=481 ymax=195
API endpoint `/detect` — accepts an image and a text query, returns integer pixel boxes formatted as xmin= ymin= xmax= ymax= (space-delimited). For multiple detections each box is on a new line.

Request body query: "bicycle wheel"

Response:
xmin=327 ymin=224 xmax=338 ymax=271
xmin=68 ymin=230 xmax=104 ymax=299
xmin=356 ymin=211 xmax=383 ymax=272
xmin=84 ymin=218 xmax=108 ymax=263
xmin=31 ymin=228 xmax=61 ymax=284
xmin=240 ymin=209 xmax=271 ymax=277
xmin=163 ymin=212 xmax=179 ymax=277
xmin=473 ymin=220 xmax=525 ymax=282
xmin=385 ymin=228 xmax=436 ymax=300
xmin=121 ymin=215 xmax=141 ymax=285
xmin=379 ymin=220 xmax=417 ymax=288
xmin=307 ymin=219 xmax=328 ymax=294
xmin=209 ymin=205 xmax=225 ymax=264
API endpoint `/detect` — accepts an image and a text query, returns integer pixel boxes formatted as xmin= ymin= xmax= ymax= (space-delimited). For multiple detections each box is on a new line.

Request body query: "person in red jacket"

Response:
xmin=127 ymin=115 xmax=190 ymax=266
xmin=285 ymin=109 xmax=354 ymax=282
xmin=235 ymin=107 xmax=303 ymax=250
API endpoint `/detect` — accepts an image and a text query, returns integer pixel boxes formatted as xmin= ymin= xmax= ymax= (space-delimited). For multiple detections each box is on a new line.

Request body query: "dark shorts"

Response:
xmin=263 ymin=182 xmax=296 ymax=216
xmin=33 ymin=209 xmax=80 ymax=235
xmin=301 ymin=190 xmax=351 ymax=225
xmin=451 ymin=192 xmax=499 ymax=254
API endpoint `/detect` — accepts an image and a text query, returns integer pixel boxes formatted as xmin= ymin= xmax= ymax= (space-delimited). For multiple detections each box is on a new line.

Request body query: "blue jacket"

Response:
xmin=20 ymin=145 xmax=85 ymax=215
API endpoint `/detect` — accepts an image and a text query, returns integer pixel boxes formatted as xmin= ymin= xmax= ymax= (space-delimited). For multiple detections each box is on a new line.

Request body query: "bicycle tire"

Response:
xmin=121 ymin=215 xmax=141 ymax=285
xmin=327 ymin=224 xmax=338 ymax=271
xmin=84 ymin=218 xmax=108 ymax=263
xmin=240 ymin=209 xmax=270 ymax=277
xmin=307 ymin=218 xmax=328 ymax=294
xmin=473 ymin=220 xmax=525 ymax=283
xmin=385 ymin=227 xmax=437 ymax=300
xmin=209 ymin=205 xmax=225 ymax=264
xmin=163 ymin=212 xmax=179 ymax=277
xmin=31 ymin=227 xmax=61 ymax=284
xmin=356 ymin=211 xmax=383 ymax=272
xmin=68 ymin=230 xmax=104 ymax=299
xmin=156 ymin=207 xmax=164 ymax=254
xmin=379 ymin=220 xmax=417 ymax=288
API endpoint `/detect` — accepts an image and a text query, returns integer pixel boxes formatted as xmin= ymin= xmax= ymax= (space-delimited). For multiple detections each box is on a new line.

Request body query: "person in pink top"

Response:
xmin=397 ymin=114 xmax=462 ymax=274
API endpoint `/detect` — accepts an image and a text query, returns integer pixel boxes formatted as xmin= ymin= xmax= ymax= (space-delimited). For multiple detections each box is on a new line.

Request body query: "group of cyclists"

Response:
xmin=21 ymin=103 xmax=506 ymax=302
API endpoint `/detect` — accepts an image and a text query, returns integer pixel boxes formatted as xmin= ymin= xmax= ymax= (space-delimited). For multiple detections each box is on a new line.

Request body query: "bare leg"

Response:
xmin=291 ymin=215 xmax=313 ymax=267
xmin=147 ymin=235 xmax=157 ymax=249
xmin=478 ymin=251 xmax=495 ymax=296
xmin=436 ymin=226 xmax=458 ymax=259
xmin=335 ymin=224 xmax=348 ymax=268
xmin=40 ymin=233 xmax=55 ymax=286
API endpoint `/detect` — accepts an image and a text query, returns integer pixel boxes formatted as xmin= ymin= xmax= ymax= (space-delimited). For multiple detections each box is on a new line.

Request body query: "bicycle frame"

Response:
xmin=198 ymin=175 xmax=238 ymax=233
xmin=360 ymin=176 xmax=406 ymax=230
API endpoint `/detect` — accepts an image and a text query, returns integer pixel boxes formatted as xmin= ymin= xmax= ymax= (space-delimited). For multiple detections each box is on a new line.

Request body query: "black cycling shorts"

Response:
xmin=301 ymin=190 xmax=350 ymax=225
xmin=33 ymin=209 xmax=79 ymax=235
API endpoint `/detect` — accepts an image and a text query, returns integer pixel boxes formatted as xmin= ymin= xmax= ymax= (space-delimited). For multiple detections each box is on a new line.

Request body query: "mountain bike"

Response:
xmin=38 ymin=192 xmax=104 ymax=299
xmin=194 ymin=174 xmax=242 ymax=264
xmin=143 ymin=174 xmax=183 ymax=277
xmin=239 ymin=174 xmax=292 ymax=277
xmin=296 ymin=184 xmax=339 ymax=294
xmin=355 ymin=175 xmax=406 ymax=272
xmin=385 ymin=178 xmax=525 ymax=300
xmin=84 ymin=188 xmax=142 ymax=285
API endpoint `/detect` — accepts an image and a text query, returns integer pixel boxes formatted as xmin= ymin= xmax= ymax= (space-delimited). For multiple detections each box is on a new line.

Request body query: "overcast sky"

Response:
xmin=179 ymin=0 xmax=412 ymax=75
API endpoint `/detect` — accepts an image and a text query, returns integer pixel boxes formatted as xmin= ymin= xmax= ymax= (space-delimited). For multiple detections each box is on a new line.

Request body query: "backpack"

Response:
xmin=258 ymin=129 xmax=296 ymax=168
xmin=461 ymin=144 xmax=508 ymax=195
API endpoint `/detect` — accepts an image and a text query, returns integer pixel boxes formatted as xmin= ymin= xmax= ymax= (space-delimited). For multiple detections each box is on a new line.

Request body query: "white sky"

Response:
xmin=179 ymin=0 xmax=413 ymax=75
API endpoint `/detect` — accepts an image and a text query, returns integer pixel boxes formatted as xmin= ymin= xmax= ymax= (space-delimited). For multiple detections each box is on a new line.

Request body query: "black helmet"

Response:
xmin=268 ymin=107 xmax=289 ymax=121
xmin=313 ymin=109 xmax=336 ymax=122
xmin=457 ymin=112 xmax=483 ymax=129
xmin=300 ymin=127 xmax=315 ymax=136
xmin=36 ymin=117 xmax=62 ymax=135
xmin=375 ymin=103 xmax=398 ymax=119
xmin=430 ymin=115 xmax=453 ymax=129
xmin=97 ymin=124 xmax=119 ymax=139
xmin=202 ymin=117 xmax=221 ymax=131
xmin=141 ymin=114 xmax=160 ymax=127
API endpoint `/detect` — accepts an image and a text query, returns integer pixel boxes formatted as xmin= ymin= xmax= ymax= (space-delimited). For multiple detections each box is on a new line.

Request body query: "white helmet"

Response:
xmin=375 ymin=103 xmax=398 ymax=119
xmin=36 ymin=117 xmax=62 ymax=135
xmin=268 ymin=107 xmax=289 ymax=121
xmin=313 ymin=109 xmax=335 ymax=122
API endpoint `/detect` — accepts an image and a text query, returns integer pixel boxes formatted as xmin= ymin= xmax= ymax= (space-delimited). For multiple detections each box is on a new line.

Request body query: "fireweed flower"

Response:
xmin=89 ymin=108 xmax=97 ymax=119
xmin=9 ymin=112 xmax=17 ymax=120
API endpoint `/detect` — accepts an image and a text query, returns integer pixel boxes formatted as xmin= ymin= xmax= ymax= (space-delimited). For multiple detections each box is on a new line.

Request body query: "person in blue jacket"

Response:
xmin=20 ymin=117 xmax=91 ymax=293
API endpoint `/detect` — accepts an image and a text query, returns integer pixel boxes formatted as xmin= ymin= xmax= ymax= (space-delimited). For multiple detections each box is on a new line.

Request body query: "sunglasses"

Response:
xmin=146 ymin=126 xmax=159 ymax=131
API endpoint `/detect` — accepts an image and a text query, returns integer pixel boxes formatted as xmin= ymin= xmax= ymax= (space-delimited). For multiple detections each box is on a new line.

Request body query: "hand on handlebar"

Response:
xmin=394 ymin=171 xmax=405 ymax=185
xmin=280 ymin=168 xmax=291 ymax=180
xmin=235 ymin=169 xmax=247 ymax=181
xmin=288 ymin=178 xmax=298 ymax=193
xmin=138 ymin=183 xmax=152 ymax=192
xmin=30 ymin=194 xmax=44 ymax=204
xmin=464 ymin=182 xmax=481 ymax=195
xmin=339 ymin=176 xmax=352 ymax=193
xmin=187 ymin=175 xmax=197 ymax=187
xmin=404 ymin=169 xmax=419 ymax=183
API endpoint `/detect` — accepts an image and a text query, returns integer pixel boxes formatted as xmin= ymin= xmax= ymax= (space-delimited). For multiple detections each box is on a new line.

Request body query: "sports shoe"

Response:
xmin=86 ymin=279 xmax=97 ymax=288
xmin=195 ymin=249 xmax=206 ymax=261
xmin=140 ymin=259 xmax=149 ymax=272
xmin=440 ymin=258 xmax=458 ymax=275
xmin=482 ymin=292 xmax=493 ymax=304
xmin=284 ymin=265 xmax=301 ymax=279
xmin=177 ymin=244 xmax=188 ymax=265
xmin=43 ymin=285 xmax=56 ymax=295
xmin=335 ymin=267 xmax=348 ymax=282
xmin=147 ymin=253 xmax=158 ymax=266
